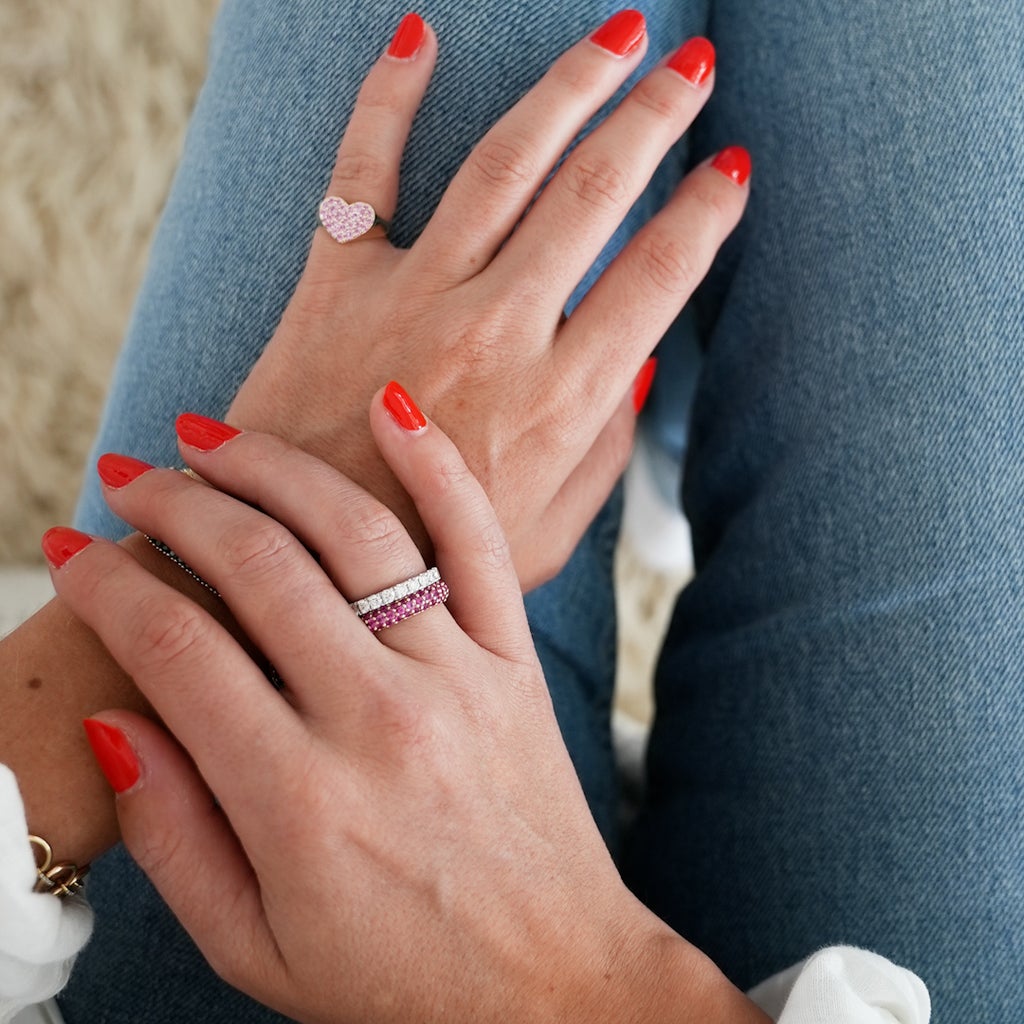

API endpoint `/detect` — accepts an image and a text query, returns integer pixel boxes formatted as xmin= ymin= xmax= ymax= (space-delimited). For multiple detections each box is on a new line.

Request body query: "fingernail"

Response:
xmin=711 ymin=145 xmax=752 ymax=186
xmin=382 ymin=380 xmax=427 ymax=431
xmin=387 ymin=12 xmax=426 ymax=60
xmin=83 ymin=719 xmax=140 ymax=794
xmin=97 ymin=453 xmax=154 ymax=489
xmin=591 ymin=9 xmax=646 ymax=57
xmin=632 ymin=357 xmax=657 ymax=414
xmin=41 ymin=527 xmax=93 ymax=569
xmin=175 ymin=412 xmax=242 ymax=452
xmin=667 ymin=36 xmax=715 ymax=87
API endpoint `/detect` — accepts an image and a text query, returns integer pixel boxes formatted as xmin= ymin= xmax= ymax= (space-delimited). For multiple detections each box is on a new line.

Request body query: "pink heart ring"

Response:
xmin=318 ymin=196 xmax=390 ymax=244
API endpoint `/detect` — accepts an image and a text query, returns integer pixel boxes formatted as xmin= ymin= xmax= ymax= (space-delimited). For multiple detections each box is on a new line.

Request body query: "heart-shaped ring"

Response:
xmin=318 ymin=196 xmax=390 ymax=244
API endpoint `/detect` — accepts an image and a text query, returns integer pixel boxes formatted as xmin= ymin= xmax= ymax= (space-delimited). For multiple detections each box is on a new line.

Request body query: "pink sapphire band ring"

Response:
xmin=350 ymin=567 xmax=450 ymax=633
xmin=360 ymin=580 xmax=450 ymax=633
xmin=318 ymin=196 xmax=390 ymax=244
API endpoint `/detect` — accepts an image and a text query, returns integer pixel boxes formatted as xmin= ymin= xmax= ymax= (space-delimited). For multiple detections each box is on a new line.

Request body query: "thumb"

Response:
xmin=83 ymin=713 xmax=283 ymax=990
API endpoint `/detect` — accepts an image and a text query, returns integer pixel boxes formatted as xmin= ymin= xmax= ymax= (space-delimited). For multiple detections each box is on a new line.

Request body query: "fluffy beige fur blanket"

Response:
xmin=1 ymin=0 xmax=217 ymax=563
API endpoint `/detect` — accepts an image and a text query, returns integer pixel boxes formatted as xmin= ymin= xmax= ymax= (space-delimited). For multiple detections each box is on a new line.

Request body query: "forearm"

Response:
xmin=0 ymin=532 xmax=223 ymax=864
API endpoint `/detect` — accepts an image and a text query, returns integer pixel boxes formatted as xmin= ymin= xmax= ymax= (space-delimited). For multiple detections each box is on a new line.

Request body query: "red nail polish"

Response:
xmin=383 ymin=381 xmax=427 ymax=431
xmin=97 ymin=453 xmax=154 ymax=489
xmin=175 ymin=413 xmax=242 ymax=452
xmin=591 ymin=9 xmax=646 ymax=57
xmin=632 ymin=357 xmax=657 ymax=414
xmin=667 ymin=36 xmax=715 ymax=86
xmin=711 ymin=145 xmax=752 ymax=186
xmin=388 ymin=12 xmax=425 ymax=59
xmin=41 ymin=527 xmax=93 ymax=569
xmin=83 ymin=719 xmax=140 ymax=794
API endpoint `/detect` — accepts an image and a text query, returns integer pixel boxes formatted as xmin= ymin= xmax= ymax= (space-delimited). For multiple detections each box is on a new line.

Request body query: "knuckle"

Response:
xmin=347 ymin=501 xmax=410 ymax=561
xmin=688 ymin=178 xmax=737 ymax=226
xmin=633 ymin=230 xmax=700 ymax=296
xmin=630 ymin=75 xmax=685 ymax=124
xmin=564 ymin=157 xmax=631 ymax=212
xmin=136 ymin=598 xmax=209 ymax=671
xmin=220 ymin=520 xmax=297 ymax=584
xmin=547 ymin=54 xmax=604 ymax=98
xmin=470 ymin=520 xmax=513 ymax=573
xmin=447 ymin=314 xmax=506 ymax=371
xmin=468 ymin=136 xmax=536 ymax=191
xmin=429 ymin=450 xmax=475 ymax=501
xmin=329 ymin=150 xmax=389 ymax=191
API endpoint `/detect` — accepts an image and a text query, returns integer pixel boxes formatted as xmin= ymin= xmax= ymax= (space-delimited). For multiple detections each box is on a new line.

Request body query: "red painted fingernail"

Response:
xmin=667 ymin=36 xmax=715 ymax=86
xmin=387 ymin=12 xmax=426 ymax=59
xmin=711 ymin=145 xmax=752 ymax=186
xmin=632 ymin=357 xmax=657 ymax=414
xmin=97 ymin=453 xmax=154 ymax=489
xmin=41 ymin=527 xmax=93 ymax=569
xmin=175 ymin=412 xmax=242 ymax=452
xmin=591 ymin=9 xmax=646 ymax=57
xmin=382 ymin=380 xmax=427 ymax=431
xmin=83 ymin=719 xmax=140 ymax=794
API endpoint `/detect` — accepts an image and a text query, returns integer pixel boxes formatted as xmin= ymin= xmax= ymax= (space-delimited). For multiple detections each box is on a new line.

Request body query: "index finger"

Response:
xmin=42 ymin=529 xmax=301 ymax=811
xmin=413 ymin=10 xmax=648 ymax=280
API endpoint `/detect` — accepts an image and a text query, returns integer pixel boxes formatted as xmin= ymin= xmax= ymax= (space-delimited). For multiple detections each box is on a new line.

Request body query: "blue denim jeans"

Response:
xmin=65 ymin=0 xmax=1024 ymax=1019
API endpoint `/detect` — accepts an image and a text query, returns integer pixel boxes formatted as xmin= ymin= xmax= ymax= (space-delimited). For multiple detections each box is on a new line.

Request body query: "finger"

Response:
xmin=167 ymin=415 xmax=452 ymax=661
xmin=369 ymin=382 xmax=535 ymax=662
xmin=84 ymin=712 xmax=285 ymax=997
xmin=413 ymin=9 xmax=648 ymax=280
xmin=556 ymin=148 xmax=750 ymax=415
xmin=311 ymin=12 xmax=437 ymax=258
xmin=96 ymin=451 xmax=378 ymax=690
xmin=41 ymin=528 xmax=295 ymax=806
xmin=533 ymin=394 xmax=639 ymax=588
xmin=493 ymin=38 xmax=716 ymax=306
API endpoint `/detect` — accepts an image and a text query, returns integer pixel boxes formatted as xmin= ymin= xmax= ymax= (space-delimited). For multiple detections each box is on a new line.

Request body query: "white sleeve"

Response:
xmin=0 ymin=766 xmax=92 ymax=1024
xmin=750 ymin=946 xmax=931 ymax=1023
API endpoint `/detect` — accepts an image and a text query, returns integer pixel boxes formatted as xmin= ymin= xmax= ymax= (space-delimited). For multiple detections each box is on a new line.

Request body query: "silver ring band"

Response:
xmin=350 ymin=567 xmax=441 ymax=617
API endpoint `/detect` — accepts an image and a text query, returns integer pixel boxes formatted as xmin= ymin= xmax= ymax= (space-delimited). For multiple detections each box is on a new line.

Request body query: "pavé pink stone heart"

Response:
xmin=318 ymin=196 xmax=380 ymax=243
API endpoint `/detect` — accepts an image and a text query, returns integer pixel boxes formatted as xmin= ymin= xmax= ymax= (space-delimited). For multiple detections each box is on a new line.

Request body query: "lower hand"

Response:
xmin=45 ymin=389 xmax=765 ymax=1024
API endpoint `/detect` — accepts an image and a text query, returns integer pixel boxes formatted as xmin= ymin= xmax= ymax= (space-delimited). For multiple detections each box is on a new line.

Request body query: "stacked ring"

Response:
xmin=351 ymin=568 xmax=449 ymax=633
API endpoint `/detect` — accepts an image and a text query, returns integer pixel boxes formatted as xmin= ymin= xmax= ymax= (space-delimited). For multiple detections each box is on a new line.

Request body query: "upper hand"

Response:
xmin=227 ymin=10 xmax=748 ymax=590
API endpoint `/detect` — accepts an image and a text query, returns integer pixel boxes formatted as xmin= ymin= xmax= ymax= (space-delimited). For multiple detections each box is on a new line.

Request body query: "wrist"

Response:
xmin=568 ymin=893 xmax=771 ymax=1024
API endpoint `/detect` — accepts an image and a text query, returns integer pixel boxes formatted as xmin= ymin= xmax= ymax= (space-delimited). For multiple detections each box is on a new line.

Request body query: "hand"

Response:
xmin=45 ymin=389 xmax=766 ymax=1024
xmin=227 ymin=11 xmax=749 ymax=589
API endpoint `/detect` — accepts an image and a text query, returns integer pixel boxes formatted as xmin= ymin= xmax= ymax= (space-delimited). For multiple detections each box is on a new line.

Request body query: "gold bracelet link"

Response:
xmin=28 ymin=834 xmax=89 ymax=898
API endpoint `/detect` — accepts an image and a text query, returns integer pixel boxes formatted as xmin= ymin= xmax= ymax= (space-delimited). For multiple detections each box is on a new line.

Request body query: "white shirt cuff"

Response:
xmin=751 ymin=945 xmax=931 ymax=1023
xmin=0 ymin=766 xmax=92 ymax=1024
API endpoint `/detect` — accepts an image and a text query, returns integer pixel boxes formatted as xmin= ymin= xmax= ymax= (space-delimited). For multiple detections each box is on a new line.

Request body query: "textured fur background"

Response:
xmin=1 ymin=0 xmax=218 ymax=563
xmin=0 ymin=1 xmax=676 ymax=721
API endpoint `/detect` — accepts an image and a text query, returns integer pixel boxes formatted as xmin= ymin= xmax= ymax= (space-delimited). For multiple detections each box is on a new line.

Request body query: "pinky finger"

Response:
xmin=368 ymin=381 xmax=533 ymax=661
xmin=83 ymin=712 xmax=285 ymax=996
xmin=535 ymin=391 xmax=639 ymax=586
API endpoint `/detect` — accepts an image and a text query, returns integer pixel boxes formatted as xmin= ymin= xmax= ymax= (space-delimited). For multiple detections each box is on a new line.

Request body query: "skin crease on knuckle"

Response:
xmin=564 ymin=155 xmax=632 ymax=213
xmin=329 ymin=150 xmax=391 ymax=194
xmin=219 ymin=518 xmax=300 ymax=585
xmin=628 ymin=71 xmax=691 ymax=127
xmin=133 ymin=596 xmax=212 ymax=678
xmin=632 ymin=228 xmax=701 ymax=298
xmin=467 ymin=135 xmax=538 ymax=194
xmin=347 ymin=500 xmax=419 ymax=568
xmin=546 ymin=48 xmax=611 ymax=100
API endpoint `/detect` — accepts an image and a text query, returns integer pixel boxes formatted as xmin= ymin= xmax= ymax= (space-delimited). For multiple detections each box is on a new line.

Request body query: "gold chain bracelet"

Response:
xmin=28 ymin=835 xmax=89 ymax=898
